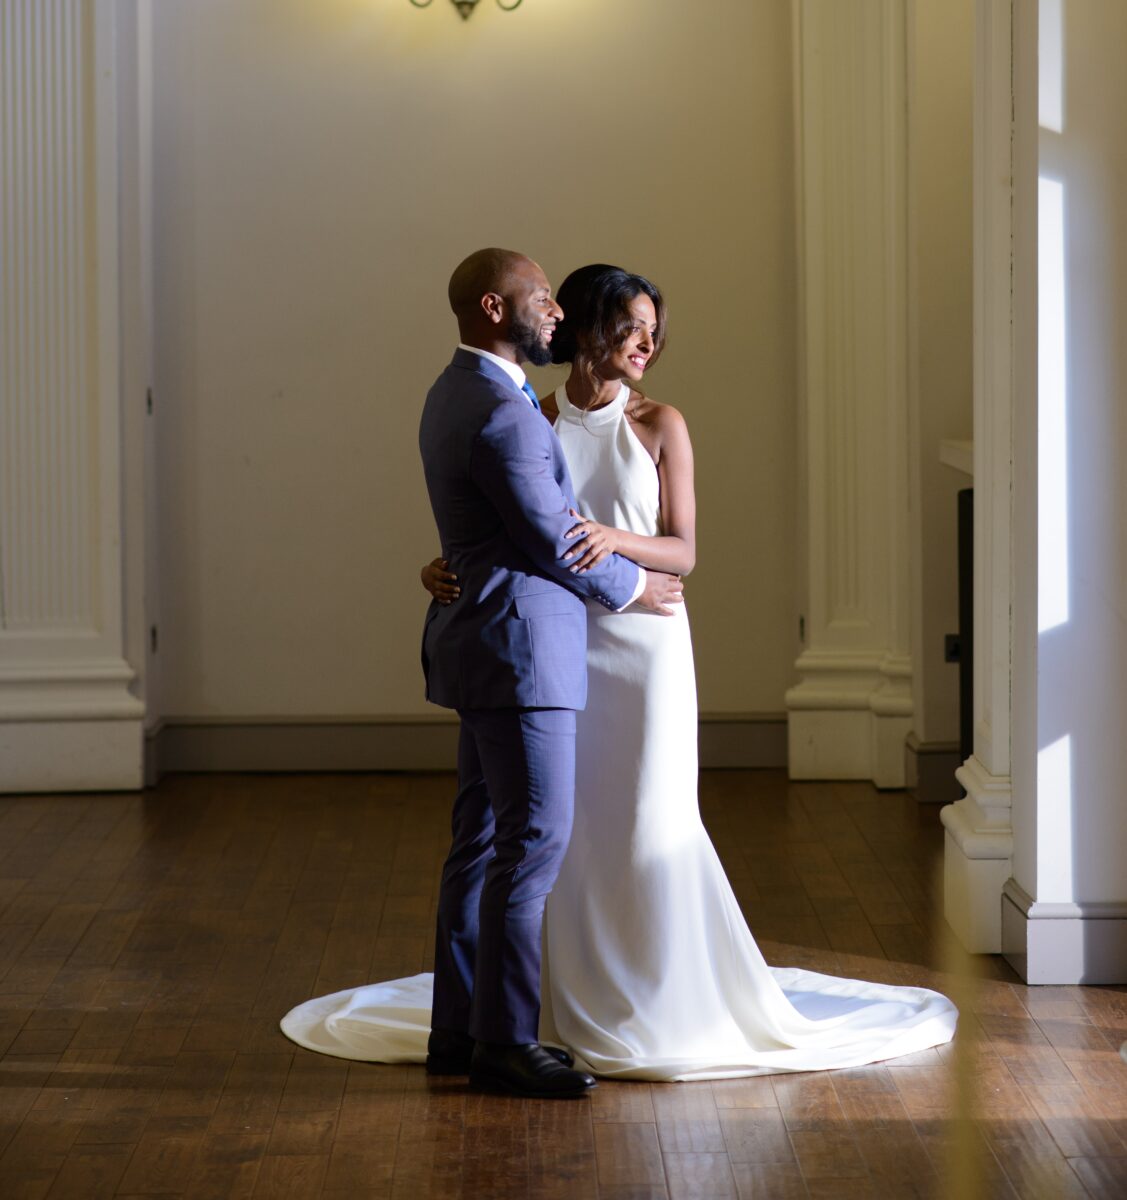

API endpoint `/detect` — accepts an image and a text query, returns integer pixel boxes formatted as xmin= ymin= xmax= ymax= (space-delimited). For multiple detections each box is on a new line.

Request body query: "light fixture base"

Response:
xmin=409 ymin=0 xmax=524 ymax=17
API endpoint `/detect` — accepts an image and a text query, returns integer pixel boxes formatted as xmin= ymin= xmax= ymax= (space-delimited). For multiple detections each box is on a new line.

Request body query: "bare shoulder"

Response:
xmin=627 ymin=392 xmax=690 ymax=438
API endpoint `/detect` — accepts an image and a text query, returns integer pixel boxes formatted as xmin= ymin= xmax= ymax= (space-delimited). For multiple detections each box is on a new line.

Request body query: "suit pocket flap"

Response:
xmin=512 ymin=591 xmax=579 ymax=619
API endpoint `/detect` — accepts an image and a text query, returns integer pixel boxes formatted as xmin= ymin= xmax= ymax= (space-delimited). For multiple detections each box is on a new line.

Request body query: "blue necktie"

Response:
xmin=521 ymin=381 xmax=541 ymax=411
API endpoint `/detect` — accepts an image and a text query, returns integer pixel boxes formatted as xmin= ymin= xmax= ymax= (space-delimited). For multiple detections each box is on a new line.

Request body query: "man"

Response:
xmin=419 ymin=249 xmax=682 ymax=1098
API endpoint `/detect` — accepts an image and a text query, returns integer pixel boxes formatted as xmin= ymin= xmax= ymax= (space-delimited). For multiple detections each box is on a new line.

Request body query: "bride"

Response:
xmin=281 ymin=265 xmax=957 ymax=1080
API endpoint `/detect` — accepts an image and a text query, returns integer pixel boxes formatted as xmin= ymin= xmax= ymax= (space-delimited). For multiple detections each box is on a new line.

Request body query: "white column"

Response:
xmin=938 ymin=0 xmax=1020 ymax=953
xmin=787 ymin=0 xmax=913 ymax=788
xmin=1000 ymin=0 xmax=1127 ymax=984
xmin=0 ymin=0 xmax=144 ymax=791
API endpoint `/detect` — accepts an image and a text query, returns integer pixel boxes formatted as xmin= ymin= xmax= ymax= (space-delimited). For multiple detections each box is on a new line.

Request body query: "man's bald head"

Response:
xmin=446 ymin=248 xmax=562 ymax=366
xmin=447 ymin=248 xmax=531 ymax=320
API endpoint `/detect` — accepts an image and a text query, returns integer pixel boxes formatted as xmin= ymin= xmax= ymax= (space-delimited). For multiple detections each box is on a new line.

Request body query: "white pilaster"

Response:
xmin=0 ymin=0 xmax=144 ymax=791
xmin=1001 ymin=0 xmax=1127 ymax=984
xmin=787 ymin=0 xmax=912 ymax=786
xmin=939 ymin=0 xmax=1019 ymax=953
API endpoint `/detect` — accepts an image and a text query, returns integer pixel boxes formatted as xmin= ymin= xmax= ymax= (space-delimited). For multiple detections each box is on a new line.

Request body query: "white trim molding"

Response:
xmin=0 ymin=1 xmax=144 ymax=792
xmin=940 ymin=755 xmax=1013 ymax=951
xmin=940 ymin=0 xmax=1019 ymax=951
xmin=788 ymin=0 xmax=913 ymax=788
xmin=1002 ymin=879 xmax=1127 ymax=985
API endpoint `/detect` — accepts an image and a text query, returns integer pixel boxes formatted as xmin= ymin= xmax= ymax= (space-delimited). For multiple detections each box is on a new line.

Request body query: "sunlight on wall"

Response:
xmin=1037 ymin=175 xmax=1069 ymax=635
xmin=1036 ymin=732 xmax=1073 ymax=902
xmin=1039 ymin=0 xmax=1063 ymax=132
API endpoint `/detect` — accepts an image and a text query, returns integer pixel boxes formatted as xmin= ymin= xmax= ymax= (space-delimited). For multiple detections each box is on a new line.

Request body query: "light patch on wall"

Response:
xmin=1037 ymin=175 xmax=1069 ymax=635
xmin=1039 ymin=0 xmax=1064 ymax=133
xmin=1036 ymin=732 xmax=1073 ymax=902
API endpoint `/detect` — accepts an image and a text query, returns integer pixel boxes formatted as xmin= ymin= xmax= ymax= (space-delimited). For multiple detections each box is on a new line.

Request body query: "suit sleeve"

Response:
xmin=470 ymin=400 xmax=642 ymax=611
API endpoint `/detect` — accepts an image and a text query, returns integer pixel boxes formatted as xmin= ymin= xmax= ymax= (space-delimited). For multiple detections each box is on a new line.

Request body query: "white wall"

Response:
xmin=908 ymin=0 xmax=974 ymax=746
xmin=1014 ymin=0 xmax=1127 ymax=908
xmin=149 ymin=0 xmax=797 ymax=721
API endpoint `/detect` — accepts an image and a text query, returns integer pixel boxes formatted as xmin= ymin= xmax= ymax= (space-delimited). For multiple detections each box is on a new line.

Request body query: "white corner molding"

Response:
xmin=0 ymin=1 xmax=144 ymax=791
xmin=788 ymin=0 xmax=913 ymax=787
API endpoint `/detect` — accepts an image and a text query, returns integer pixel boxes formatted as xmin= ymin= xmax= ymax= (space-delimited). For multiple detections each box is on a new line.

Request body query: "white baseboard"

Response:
xmin=942 ymin=828 xmax=1011 ymax=953
xmin=1002 ymin=878 xmax=1127 ymax=984
xmin=786 ymin=709 xmax=912 ymax=788
xmin=785 ymin=651 xmax=914 ymax=788
xmin=0 ymin=719 xmax=144 ymax=793
xmin=938 ymin=764 xmax=1013 ymax=954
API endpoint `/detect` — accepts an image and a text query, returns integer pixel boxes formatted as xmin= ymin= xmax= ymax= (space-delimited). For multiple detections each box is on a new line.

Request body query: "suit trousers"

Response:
xmin=431 ymin=707 xmax=576 ymax=1045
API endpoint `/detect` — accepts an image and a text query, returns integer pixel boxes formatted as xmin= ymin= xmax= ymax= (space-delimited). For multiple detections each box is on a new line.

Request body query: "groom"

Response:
xmin=419 ymin=249 xmax=682 ymax=1098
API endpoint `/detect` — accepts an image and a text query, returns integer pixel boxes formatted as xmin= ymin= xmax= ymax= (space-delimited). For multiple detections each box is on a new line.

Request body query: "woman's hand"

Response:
xmin=421 ymin=558 xmax=460 ymax=604
xmin=562 ymin=509 xmax=619 ymax=573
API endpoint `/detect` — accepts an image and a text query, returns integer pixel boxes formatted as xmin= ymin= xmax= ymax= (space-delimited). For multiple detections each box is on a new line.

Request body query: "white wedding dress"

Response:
xmin=281 ymin=383 xmax=957 ymax=1079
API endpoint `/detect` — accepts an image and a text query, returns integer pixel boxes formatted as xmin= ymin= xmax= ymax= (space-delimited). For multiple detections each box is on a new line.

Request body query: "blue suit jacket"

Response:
xmin=419 ymin=349 xmax=641 ymax=710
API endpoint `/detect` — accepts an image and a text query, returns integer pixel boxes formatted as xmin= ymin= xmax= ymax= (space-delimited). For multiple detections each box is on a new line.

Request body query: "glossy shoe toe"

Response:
xmin=469 ymin=1042 xmax=595 ymax=1099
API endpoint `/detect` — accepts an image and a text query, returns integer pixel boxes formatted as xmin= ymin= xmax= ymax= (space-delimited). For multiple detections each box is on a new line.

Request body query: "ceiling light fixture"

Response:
xmin=409 ymin=0 xmax=523 ymax=19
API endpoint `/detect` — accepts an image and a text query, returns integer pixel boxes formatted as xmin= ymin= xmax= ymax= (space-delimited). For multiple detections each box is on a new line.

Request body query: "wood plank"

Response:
xmin=526 ymin=1099 xmax=599 ymax=1200
xmin=181 ymin=1131 xmax=267 ymax=1199
xmin=718 ymin=1109 xmax=795 ymax=1166
xmin=654 ymin=1083 xmax=727 ymax=1153
xmin=1069 ymin=1155 xmax=1127 ymax=1199
xmin=116 ymin=1130 xmax=204 ymax=1195
xmin=40 ymin=1142 xmax=132 ymax=1199
xmin=592 ymin=1082 xmax=657 ymax=1124
xmin=664 ymin=1150 xmax=738 ymax=1199
xmin=594 ymin=1122 xmax=667 ymax=1188
xmin=730 ymin=1162 xmax=808 ymax=1199
xmin=251 ymin=1153 xmax=329 ymax=1198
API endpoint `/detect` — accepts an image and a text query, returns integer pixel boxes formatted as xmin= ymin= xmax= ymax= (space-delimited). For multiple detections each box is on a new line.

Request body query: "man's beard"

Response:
xmin=510 ymin=318 xmax=552 ymax=367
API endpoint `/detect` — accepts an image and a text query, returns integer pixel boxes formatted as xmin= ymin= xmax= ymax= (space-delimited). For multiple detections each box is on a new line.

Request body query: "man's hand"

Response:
xmin=636 ymin=571 xmax=684 ymax=616
xmin=421 ymin=558 xmax=460 ymax=605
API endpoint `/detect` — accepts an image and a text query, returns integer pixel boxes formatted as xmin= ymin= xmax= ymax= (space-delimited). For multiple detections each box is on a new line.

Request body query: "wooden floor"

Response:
xmin=0 ymin=770 xmax=1125 ymax=1199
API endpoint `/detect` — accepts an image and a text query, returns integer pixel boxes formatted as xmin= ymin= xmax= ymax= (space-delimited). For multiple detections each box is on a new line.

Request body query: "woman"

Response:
xmin=281 ymin=266 xmax=957 ymax=1079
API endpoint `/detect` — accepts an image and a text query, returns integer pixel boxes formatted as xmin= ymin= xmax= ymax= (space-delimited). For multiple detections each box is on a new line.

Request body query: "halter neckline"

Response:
xmin=554 ymin=382 xmax=629 ymax=427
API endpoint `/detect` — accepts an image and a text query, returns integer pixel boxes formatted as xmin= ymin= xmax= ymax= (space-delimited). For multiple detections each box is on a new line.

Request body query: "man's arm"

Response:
xmin=421 ymin=554 xmax=684 ymax=615
xmin=470 ymin=400 xmax=649 ymax=611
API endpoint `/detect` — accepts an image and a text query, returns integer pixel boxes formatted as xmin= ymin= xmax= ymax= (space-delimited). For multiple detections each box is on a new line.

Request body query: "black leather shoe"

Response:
xmin=469 ymin=1042 xmax=596 ymax=1099
xmin=427 ymin=1030 xmax=575 ymax=1075
xmin=426 ymin=1029 xmax=476 ymax=1075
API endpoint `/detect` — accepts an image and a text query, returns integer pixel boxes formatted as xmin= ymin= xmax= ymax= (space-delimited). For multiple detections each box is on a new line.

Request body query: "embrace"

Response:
xmin=282 ymin=249 xmax=957 ymax=1098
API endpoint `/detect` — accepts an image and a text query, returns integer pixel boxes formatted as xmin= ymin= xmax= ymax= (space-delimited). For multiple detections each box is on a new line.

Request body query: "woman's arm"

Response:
xmin=563 ymin=405 xmax=696 ymax=576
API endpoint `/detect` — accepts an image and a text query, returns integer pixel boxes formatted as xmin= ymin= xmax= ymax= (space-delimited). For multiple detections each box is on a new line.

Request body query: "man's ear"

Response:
xmin=481 ymin=292 xmax=506 ymax=325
